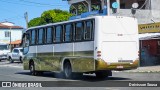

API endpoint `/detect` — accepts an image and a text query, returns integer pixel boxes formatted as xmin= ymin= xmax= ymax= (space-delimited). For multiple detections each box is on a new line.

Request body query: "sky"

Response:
xmin=0 ymin=0 xmax=70 ymax=28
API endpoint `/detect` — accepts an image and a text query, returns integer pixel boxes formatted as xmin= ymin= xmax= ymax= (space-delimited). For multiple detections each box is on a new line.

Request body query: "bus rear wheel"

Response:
xmin=63 ymin=62 xmax=73 ymax=79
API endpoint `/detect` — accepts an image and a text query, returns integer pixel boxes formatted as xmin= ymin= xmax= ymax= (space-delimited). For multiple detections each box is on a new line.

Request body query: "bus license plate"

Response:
xmin=117 ymin=66 xmax=124 ymax=69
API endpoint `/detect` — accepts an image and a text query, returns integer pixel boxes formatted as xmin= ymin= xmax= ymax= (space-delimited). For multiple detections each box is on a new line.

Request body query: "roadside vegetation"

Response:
xmin=28 ymin=9 xmax=72 ymax=28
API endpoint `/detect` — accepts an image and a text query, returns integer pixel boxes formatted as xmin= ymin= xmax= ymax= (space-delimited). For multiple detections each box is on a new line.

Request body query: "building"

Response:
xmin=0 ymin=22 xmax=24 ymax=44
xmin=69 ymin=0 xmax=160 ymax=24
xmin=9 ymin=40 xmax=22 ymax=50
xmin=115 ymin=0 xmax=160 ymax=24
xmin=139 ymin=22 xmax=160 ymax=66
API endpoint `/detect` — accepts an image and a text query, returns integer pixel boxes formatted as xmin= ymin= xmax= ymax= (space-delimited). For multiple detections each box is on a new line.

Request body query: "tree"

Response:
xmin=28 ymin=17 xmax=41 ymax=27
xmin=28 ymin=9 xmax=72 ymax=28
xmin=41 ymin=10 xmax=56 ymax=24
xmin=52 ymin=9 xmax=72 ymax=22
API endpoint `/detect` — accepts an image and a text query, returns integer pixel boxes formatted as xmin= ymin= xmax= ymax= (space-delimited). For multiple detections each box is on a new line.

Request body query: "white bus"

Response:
xmin=22 ymin=16 xmax=139 ymax=79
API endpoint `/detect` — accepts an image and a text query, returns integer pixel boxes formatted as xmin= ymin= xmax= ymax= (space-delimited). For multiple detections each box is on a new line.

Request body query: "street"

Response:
xmin=0 ymin=60 xmax=160 ymax=90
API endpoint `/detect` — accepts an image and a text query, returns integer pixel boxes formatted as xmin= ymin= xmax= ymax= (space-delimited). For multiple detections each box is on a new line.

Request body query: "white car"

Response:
xmin=7 ymin=48 xmax=24 ymax=63
xmin=0 ymin=43 xmax=10 ymax=61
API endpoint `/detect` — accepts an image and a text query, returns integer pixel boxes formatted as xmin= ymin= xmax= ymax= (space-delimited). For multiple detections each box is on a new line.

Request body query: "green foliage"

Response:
xmin=70 ymin=4 xmax=88 ymax=15
xmin=28 ymin=9 xmax=72 ymax=28
xmin=41 ymin=10 xmax=56 ymax=24
xmin=28 ymin=17 xmax=41 ymax=27
xmin=77 ymin=4 xmax=88 ymax=15
xmin=52 ymin=9 xmax=72 ymax=22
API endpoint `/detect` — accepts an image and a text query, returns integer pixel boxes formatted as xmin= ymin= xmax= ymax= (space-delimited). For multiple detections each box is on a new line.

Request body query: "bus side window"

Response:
xmin=55 ymin=25 xmax=62 ymax=43
xmin=75 ymin=22 xmax=83 ymax=41
xmin=46 ymin=27 xmax=53 ymax=44
xmin=84 ymin=21 xmax=93 ymax=40
xmin=31 ymin=29 xmax=36 ymax=45
xmin=38 ymin=28 xmax=44 ymax=44
xmin=64 ymin=24 xmax=72 ymax=42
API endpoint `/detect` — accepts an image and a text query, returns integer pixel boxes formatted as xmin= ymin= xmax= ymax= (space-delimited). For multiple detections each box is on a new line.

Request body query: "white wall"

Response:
xmin=0 ymin=29 xmax=23 ymax=43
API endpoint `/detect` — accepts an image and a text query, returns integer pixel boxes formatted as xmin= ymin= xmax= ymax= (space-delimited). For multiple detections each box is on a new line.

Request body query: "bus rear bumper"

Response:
xmin=95 ymin=59 xmax=139 ymax=71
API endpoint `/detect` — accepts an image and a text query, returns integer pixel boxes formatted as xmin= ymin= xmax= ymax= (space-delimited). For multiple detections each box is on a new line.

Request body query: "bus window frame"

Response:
xmin=37 ymin=28 xmax=44 ymax=45
xmin=31 ymin=29 xmax=36 ymax=45
xmin=84 ymin=20 xmax=93 ymax=40
xmin=46 ymin=27 xmax=53 ymax=44
xmin=27 ymin=18 xmax=95 ymax=46
xmin=63 ymin=23 xmax=73 ymax=43
xmin=75 ymin=21 xmax=84 ymax=42
xmin=54 ymin=25 xmax=63 ymax=43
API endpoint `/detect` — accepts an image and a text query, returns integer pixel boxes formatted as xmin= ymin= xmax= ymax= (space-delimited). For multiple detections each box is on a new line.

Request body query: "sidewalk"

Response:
xmin=123 ymin=65 xmax=160 ymax=73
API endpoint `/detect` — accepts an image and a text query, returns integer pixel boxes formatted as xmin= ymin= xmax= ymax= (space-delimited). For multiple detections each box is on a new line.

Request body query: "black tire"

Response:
xmin=95 ymin=71 xmax=111 ymax=79
xmin=29 ymin=62 xmax=37 ymax=76
xmin=9 ymin=57 xmax=14 ymax=63
xmin=63 ymin=62 xmax=73 ymax=79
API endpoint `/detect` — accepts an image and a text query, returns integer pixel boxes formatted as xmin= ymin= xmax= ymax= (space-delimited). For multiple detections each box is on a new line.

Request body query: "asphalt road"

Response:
xmin=0 ymin=60 xmax=160 ymax=90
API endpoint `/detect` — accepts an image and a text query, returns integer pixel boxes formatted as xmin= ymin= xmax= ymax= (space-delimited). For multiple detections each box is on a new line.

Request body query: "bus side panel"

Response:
xmin=23 ymin=55 xmax=30 ymax=70
xmin=36 ymin=45 xmax=60 ymax=71
xmin=70 ymin=57 xmax=94 ymax=72
xmin=70 ymin=41 xmax=95 ymax=72
xmin=23 ymin=46 xmax=41 ymax=70
xmin=23 ymin=46 xmax=37 ymax=70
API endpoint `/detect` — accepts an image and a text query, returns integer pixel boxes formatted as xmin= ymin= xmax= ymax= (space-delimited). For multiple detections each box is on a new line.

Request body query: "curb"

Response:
xmin=124 ymin=70 xmax=160 ymax=73
xmin=112 ymin=70 xmax=160 ymax=73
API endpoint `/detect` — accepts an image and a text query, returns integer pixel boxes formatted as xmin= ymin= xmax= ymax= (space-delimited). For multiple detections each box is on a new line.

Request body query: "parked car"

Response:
xmin=7 ymin=48 xmax=24 ymax=63
xmin=0 ymin=43 xmax=10 ymax=61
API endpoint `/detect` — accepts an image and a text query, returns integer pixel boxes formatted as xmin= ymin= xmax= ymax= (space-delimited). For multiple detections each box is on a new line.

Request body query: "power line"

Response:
xmin=0 ymin=16 xmax=24 ymax=23
xmin=19 ymin=0 xmax=63 ymax=7
xmin=0 ymin=6 xmax=24 ymax=21
xmin=0 ymin=0 xmax=65 ymax=7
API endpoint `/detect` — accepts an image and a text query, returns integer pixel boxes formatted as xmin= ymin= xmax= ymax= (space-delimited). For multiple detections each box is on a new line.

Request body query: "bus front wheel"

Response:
xmin=30 ymin=62 xmax=37 ymax=76
xmin=63 ymin=62 xmax=73 ymax=79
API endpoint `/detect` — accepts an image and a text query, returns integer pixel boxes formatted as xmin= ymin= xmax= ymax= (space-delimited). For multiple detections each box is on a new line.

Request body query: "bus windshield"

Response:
xmin=0 ymin=45 xmax=9 ymax=50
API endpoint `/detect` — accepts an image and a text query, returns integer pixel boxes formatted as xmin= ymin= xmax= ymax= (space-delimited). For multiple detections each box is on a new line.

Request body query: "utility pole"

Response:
xmin=24 ymin=12 xmax=28 ymax=29
xmin=10 ymin=27 xmax=12 ymax=52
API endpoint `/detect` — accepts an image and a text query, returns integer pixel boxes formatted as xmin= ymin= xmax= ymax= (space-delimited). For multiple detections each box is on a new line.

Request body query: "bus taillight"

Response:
xmin=97 ymin=51 xmax=101 ymax=57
